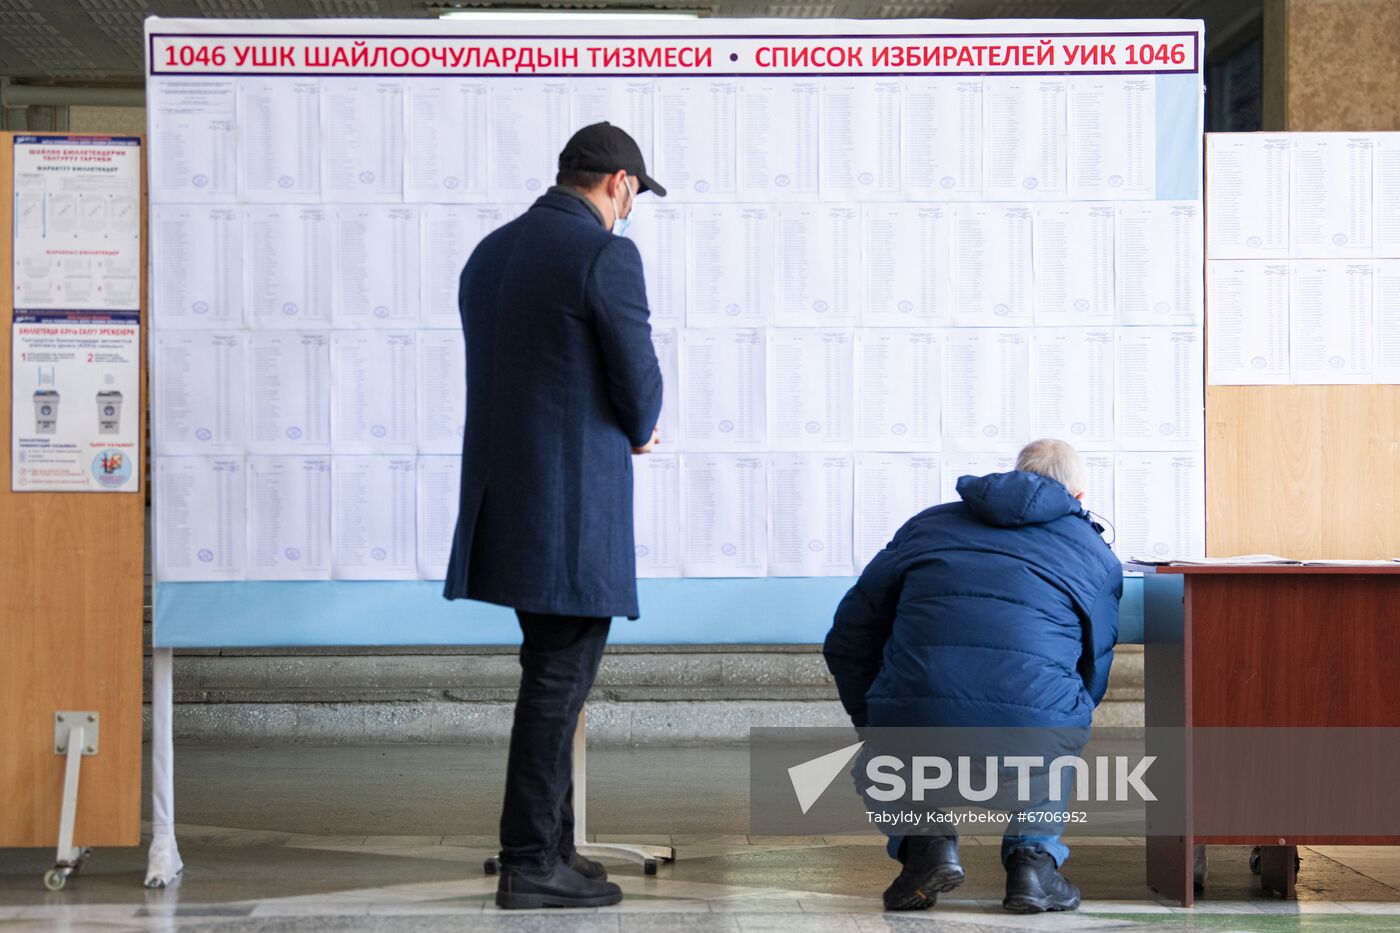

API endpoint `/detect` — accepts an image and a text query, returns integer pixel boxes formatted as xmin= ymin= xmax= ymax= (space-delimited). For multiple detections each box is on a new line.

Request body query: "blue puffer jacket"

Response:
xmin=823 ymin=471 xmax=1122 ymax=730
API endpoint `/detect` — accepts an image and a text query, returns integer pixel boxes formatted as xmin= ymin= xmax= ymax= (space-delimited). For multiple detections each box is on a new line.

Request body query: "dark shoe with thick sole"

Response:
xmin=496 ymin=861 xmax=623 ymax=909
xmin=882 ymin=836 xmax=965 ymax=911
xmin=1003 ymin=848 xmax=1080 ymax=914
xmin=565 ymin=850 xmax=608 ymax=881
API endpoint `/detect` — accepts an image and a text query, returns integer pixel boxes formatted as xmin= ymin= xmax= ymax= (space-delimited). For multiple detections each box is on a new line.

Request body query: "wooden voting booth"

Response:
xmin=0 ymin=133 xmax=145 ymax=882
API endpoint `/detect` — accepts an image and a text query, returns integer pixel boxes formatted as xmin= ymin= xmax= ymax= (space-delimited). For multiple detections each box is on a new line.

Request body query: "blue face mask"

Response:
xmin=611 ymin=183 xmax=634 ymax=237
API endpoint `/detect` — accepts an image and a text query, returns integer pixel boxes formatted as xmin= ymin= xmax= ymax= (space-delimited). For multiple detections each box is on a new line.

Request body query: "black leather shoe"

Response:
xmin=565 ymin=849 xmax=608 ymax=881
xmin=496 ymin=861 xmax=623 ymax=909
xmin=1003 ymin=848 xmax=1080 ymax=913
xmin=882 ymin=836 xmax=965 ymax=911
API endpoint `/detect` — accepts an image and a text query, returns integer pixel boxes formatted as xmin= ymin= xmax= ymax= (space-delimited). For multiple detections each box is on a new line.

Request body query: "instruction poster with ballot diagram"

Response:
xmin=10 ymin=135 xmax=141 ymax=493
xmin=145 ymin=17 xmax=1205 ymax=645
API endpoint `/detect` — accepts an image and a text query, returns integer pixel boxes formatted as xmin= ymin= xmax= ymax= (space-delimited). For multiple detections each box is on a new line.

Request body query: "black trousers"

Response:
xmin=499 ymin=610 xmax=612 ymax=873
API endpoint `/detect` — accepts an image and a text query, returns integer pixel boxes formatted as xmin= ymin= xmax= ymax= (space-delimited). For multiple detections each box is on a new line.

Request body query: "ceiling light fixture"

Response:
xmin=438 ymin=7 xmax=702 ymax=20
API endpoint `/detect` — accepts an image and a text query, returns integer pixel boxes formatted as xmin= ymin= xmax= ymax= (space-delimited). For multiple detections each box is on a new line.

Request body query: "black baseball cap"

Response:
xmin=558 ymin=122 xmax=667 ymax=197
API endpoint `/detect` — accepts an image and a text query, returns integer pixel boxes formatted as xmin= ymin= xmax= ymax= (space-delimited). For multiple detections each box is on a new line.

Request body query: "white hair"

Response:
xmin=1015 ymin=438 xmax=1086 ymax=496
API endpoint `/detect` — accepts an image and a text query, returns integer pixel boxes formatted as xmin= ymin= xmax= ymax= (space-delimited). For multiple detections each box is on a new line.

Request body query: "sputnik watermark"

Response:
xmin=788 ymin=744 xmax=1156 ymax=815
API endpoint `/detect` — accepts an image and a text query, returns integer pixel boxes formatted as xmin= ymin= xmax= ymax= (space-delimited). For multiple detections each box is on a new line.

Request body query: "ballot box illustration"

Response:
xmin=33 ymin=390 xmax=60 ymax=434
xmin=97 ymin=390 xmax=124 ymax=435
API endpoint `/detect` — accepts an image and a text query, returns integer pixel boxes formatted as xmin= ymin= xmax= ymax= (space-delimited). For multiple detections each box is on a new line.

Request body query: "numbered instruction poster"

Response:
xmin=12 ymin=135 xmax=141 ymax=312
xmin=11 ymin=311 xmax=141 ymax=492
xmin=11 ymin=135 xmax=142 ymax=492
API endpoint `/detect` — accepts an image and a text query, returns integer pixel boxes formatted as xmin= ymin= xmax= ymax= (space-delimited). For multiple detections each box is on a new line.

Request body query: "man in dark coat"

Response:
xmin=824 ymin=439 xmax=1121 ymax=914
xmin=444 ymin=123 xmax=665 ymax=910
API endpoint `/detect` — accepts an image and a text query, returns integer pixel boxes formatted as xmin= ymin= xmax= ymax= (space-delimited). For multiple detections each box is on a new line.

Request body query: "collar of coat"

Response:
xmin=544 ymin=185 xmax=607 ymax=228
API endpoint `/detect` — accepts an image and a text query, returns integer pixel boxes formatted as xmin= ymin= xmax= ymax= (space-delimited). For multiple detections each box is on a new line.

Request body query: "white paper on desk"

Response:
xmin=149 ymin=78 xmax=236 ymax=202
xmin=1206 ymin=261 xmax=1291 ymax=385
xmin=651 ymin=329 xmax=680 ymax=448
xmin=984 ymin=77 xmax=1067 ymax=200
xmin=321 ymin=80 xmax=403 ymax=201
xmin=575 ymin=79 xmax=655 ymax=169
xmin=1374 ymin=260 xmax=1400 ymax=383
xmin=1375 ymin=135 xmax=1400 ymax=257
xmin=155 ymin=456 xmax=246 ymax=582
xmin=854 ymin=452 xmax=941 ymax=569
xmin=738 ymin=79 xmax=820 ymax=200
xmin=334 ymin=206 xmax=419 ymax=328
xmin=654 ymin=79 xmax=738 ymax=200
xmin=332 ymin=455 xmax=418 ymax=580
xmin=633 ymin=452 xmax=682 ymax=578
xmin=943 ymin=329 xmax=1030 ymax=451
xmin=679 ymin=328 xmax=765 ymax=450
xmin=1115 ymin=328 xmax=1204 ymax=448
xmin=769 ymin=452 xmax=854 ymax=577
xmin=246 ymin=455 xmax=332 ymax=580
xmin=244 ymin=205 xmax=333 ymax=328
xmin=821 ymin=79 xmax=901 ymax=200
xmin=491 ymin=80 xmax=574 ymax=198
xmin=940 ymin=452 xmax=1017 ymax=504
xmin=1067 ymin=76 xmax=1154 ymax=200
xmin=419 ymin=204 xmax=511 ymax=329
xmin=1080 ymin=451 xmax=1114 ymax=532
xmin=1116 ymin=201 xmax=1204 ymax=325
xmin=681 ymin=453 xmax=767 ymax=576
xmin=768 ymin=329 xmax=854 ymax=451
xmin=1031 ymin=328 xmax=1114 ymax=449
xmin=1115 ymin=452 xmax=1205 ymax=561
xmin=331 ymin=331 xmax=416 ymax=453
xmin=951 ymin=205 xmax=1033 ymax=326
xmin=903 ymin=78 xmax=982 ymax=200
xmin=629 ymin=202 xmax=685 ymax=326
xmin=1164 ymin=554 xmax=1299 ymax=566
xmin=1291 ymin=134 xmax=1373 ymax=257
xmin=153 ymin=332 xmax=245 ymax=455
xmin=1289 ymin=261 xmax=1374 ymax=383
xmin=864 ymin=205 xmax=951 ymax=326
xmin=417 ymin=330 xmax=466 ymax=455
xmin=1205 ymin=134 xmax=1290 ymax=258
xmin=775 ymin=205 xmax=860 ymax=326
xmin=687 ymin=205 xmax=774 ymax=326
xmin=416 ymin=455 xmax=462 ymax=580
xmin=855 ymin=329 xmax=941 ymax=451
xmin=1034 ymin=204 xmax=1115 ymax=325
xmin=237 ymin=79 xmax=319 ymax=201
xmin=404 ymin=81 xmax=490 ymax=202
xmin=246 ymin=332 xmax=330 ymax=454
xmin=151 ymin=205 xmax=242 ymax=329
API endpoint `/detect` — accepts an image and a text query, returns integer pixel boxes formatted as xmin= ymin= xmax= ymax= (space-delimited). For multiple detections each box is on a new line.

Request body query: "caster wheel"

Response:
xmin=644 ymin=859 xmax=658 ymax=876
xmin=43 ymin=870 xmax=66 ymax=891
xmin=483 ymin=857 xmax=499 ymax=876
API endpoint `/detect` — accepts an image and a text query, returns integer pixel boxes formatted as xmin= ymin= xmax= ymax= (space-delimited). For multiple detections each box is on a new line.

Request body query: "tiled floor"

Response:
xmin=2 ymin=746 xmax=1399 ymax=931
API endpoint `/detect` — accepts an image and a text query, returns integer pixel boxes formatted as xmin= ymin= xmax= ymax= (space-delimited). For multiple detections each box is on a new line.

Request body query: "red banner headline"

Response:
xmin=150 ymin=33 xmax=1198 ymax=77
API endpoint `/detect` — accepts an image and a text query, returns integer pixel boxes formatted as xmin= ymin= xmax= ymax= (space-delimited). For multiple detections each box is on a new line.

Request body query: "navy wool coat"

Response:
xmin=443 ymin=192 xmax=663 ymax=620
xmin=823 ymin=471 xmax=1122 ymax=730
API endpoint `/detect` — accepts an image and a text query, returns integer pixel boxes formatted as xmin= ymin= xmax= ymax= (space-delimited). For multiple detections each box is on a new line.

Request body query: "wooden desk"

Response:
xmin=1136 ymin=564 xmax=1400 ymax=906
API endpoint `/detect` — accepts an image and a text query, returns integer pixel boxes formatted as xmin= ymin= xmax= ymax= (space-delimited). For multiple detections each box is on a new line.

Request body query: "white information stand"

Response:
xmin=142 ymin=14 xmax=1206 ymax=886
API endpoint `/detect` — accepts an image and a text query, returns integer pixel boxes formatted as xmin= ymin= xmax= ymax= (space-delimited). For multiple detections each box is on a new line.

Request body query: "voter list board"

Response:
xmin=146 ymin=18 xmax=1206 ymax=617
xmin=1206 ymin=133 xmax=1400 ymax=385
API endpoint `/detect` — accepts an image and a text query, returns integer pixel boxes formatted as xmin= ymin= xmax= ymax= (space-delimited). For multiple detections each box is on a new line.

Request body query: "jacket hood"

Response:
xmin=956 ymin=470 xmax=1084 ymax=528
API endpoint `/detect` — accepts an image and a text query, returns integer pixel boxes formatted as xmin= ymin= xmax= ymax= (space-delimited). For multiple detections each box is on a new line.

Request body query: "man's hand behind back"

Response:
xmin=632 ymin=427 xmax=660 ymax=455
